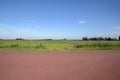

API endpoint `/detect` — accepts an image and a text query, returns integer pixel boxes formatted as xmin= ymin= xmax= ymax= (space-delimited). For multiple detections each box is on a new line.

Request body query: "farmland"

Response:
xmin=0 ymin=40 xmax=120 ymax=50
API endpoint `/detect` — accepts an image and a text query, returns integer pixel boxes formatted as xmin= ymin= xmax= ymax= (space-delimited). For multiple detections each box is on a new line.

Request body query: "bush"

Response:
xmin=38 ymin=43 xmax=46 ymax=49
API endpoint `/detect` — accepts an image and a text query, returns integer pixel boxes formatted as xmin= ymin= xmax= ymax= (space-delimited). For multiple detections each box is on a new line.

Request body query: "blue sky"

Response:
xmin=0 ymin=0 xmax=120 ymax=39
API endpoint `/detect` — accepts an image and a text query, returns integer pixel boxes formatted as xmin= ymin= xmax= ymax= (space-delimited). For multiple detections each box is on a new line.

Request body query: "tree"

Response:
xmin=98 ymin=37 xmax=104 ymax=40
xmin=106 ymin=37 xmax=112 ymax=41
xmin=119 ymin=36 xmax=120 ymax=40
xmin=16 ymin=38 xmax=23 ymax=40
xmin=64 ymin=38 xmax=67 ymax=40
xmin=89 ymin=37 xmax=98 ymax=41
xmin=82 ymin=37 xmax=88 ymax=40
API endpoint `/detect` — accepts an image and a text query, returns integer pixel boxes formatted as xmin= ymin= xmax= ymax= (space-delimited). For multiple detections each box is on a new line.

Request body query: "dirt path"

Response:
xmin=0 ymin=50 xmax=120 ymax=80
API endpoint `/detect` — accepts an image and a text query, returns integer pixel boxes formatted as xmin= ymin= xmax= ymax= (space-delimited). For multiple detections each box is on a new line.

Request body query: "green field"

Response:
xmin=0 ymin=40 xmax=120 ymax=50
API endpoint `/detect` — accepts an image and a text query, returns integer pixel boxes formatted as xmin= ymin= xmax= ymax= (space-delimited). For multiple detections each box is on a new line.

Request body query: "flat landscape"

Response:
xmin=0 ymin=40 xmax=120 ymax=50
xmin=0 ymin=50 xmax=120 ymax=80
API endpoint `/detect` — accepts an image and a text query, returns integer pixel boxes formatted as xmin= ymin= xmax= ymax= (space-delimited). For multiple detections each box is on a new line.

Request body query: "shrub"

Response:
xmin=38 ymin=43 xmax=46 ymax=49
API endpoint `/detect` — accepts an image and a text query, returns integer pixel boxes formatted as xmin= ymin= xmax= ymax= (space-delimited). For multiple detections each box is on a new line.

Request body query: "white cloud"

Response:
xmin=78 ymin=20 xmax=87 ymax=24
xmin=0 ymin=22 xmax=41 ymax=39
xmin=112 ymin=26 xmax=120 ymax=30
xmin=0 ymin=23 xmax=17 ymax=39
xmin=101 ymin=32 xmax=120 ymax=38
xmin=109 ymin=32 xmax=120 ymax=35
xmin=26 ymin=19 xmax=37 ymax=23
xmin=0 ymin=23 xmax=16 ymax=31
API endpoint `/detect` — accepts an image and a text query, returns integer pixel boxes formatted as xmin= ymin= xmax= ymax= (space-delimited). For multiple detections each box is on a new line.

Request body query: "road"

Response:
xmin=0 ymin=50 xmax=120 ymax=80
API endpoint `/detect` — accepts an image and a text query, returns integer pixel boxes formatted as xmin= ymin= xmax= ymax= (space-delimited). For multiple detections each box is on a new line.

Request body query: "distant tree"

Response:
xmin=64 ymin=38 xmax=67 ymax=40
xmin=89 ymin=37 xmax=98 ymax=41
xmin=82 ymin=37 xmax=118 ymax=41
xmin=41 ymin=39 xmax=53 ymax=40
xmin=104 ymin=37 xmax=112 ymax=41
xmin=16 ymin=38 xmax=23 ymax=40
xmin=104 ymin=37 xmax=107 ymax=41
xmin=119 ymin=36 xmax=120 ymax=40
xmin=46 ymin=39 xmax=53 ymax=40
xmin=82 ymin=37 xmax=88 ymax=40
xmin=113 ymin=38 xmax=117 ymax=41
xmin=98 ymin=37 xmax=104 ymax=40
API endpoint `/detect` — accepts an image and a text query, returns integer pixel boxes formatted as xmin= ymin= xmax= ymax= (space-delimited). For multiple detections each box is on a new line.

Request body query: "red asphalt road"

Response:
xmin=0 ymin=50 xmax=120 ymax=80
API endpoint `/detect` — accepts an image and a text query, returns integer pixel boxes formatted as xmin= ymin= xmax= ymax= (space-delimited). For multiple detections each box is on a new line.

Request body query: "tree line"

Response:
xmin=82 ymin=36 xmax=120 ymax=41
xmin=0 ymin=36 xmax=120 ymax=41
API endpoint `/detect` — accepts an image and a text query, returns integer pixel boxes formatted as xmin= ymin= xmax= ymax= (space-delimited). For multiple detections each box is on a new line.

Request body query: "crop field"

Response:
xmin=0 ymin=40 xmax=120 ymax=50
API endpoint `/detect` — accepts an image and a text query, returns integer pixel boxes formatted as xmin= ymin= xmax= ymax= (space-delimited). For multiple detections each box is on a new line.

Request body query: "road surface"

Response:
xmin=0 ymin=50 xmax=120 ymax=80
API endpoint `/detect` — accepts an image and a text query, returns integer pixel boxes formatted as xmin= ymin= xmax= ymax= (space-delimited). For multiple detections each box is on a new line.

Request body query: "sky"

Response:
xmin=0 ymin=0 xmax=120 ymax=39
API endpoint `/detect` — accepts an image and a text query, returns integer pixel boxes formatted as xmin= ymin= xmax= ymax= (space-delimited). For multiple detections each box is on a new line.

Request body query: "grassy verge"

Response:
xmin=0 ymin=40 xmax=120 ymax=50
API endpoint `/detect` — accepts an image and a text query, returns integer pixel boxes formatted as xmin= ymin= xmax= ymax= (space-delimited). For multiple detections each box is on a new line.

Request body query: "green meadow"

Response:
xmin=0 ymin=40 xmax=120 ymax=50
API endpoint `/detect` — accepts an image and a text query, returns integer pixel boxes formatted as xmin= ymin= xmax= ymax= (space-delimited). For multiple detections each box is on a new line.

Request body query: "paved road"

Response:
xmin=0 ymin=50 xmax=120 ymax=80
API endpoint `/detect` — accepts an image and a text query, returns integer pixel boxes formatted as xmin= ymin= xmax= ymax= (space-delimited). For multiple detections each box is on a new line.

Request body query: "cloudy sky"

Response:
xmin=0 ymin=0 xmax=120 ymax=39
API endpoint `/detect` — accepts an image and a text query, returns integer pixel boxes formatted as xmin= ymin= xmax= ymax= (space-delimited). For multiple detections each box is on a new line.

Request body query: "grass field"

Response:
xmin=0 ymin=40 xmax=120 ymax=50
